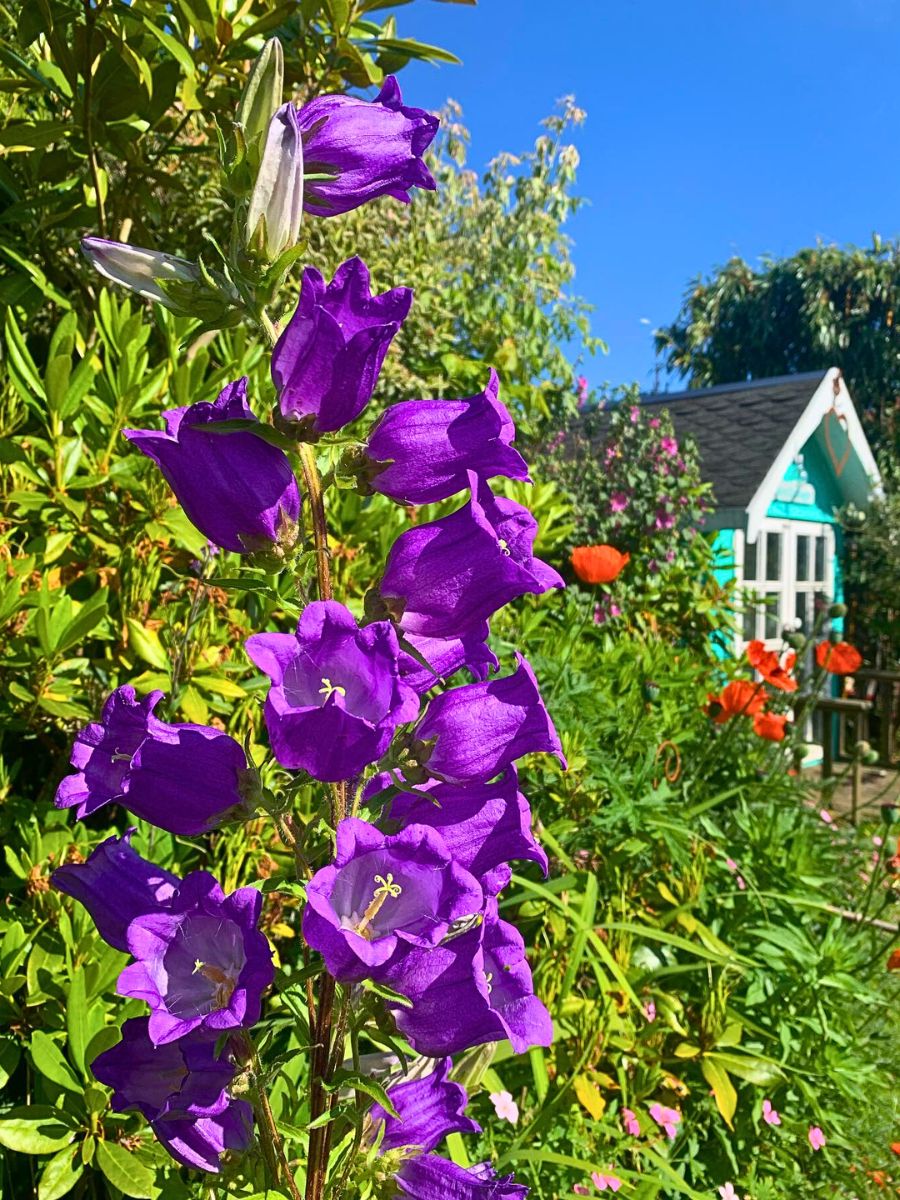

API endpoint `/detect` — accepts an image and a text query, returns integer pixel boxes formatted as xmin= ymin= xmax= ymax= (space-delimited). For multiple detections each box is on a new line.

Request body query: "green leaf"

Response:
xmin=124 ymin=617 xmax=169 ymax=671
xmin=700 ymin=1055 xmax=738 ymax=1129
xmin=38 ymin=1145 xmax=84 ymax=1200
xmin=67 ymin=969 xmax=103 ymax=1076
xmin=95 ymin=1140 xmax=156 ymax=1198
xmin=0 ymin=1035 xmax=21 ymax=1089
xmin=30 ymin=1032 xmax=81 ymax=1093
xmin=324 ymin=1070 xmax=400 ymax=1119
xmin=705 ymin=1050 xmax=783 ymax=1087
xmin=0 ymin=1107 xmax=77 ymax=1155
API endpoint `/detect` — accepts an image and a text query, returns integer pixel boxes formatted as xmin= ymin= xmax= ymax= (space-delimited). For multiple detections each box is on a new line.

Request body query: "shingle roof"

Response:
xmin=639 ymin=372 xmax=828 ymax=508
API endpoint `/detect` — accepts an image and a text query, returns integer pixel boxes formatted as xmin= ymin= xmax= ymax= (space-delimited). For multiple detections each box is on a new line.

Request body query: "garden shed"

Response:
xmin=640 ymin=368 xmax=881 ymax=654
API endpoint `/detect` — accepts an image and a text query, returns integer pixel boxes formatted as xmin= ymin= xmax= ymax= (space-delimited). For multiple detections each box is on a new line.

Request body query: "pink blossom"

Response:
xmin=576 ymin=375 xmax=589 ymax=407
xmin=725 ymin=858 xmax=738 ymax=872
xmin=649 ymin=1102 xmax=681 ymax=1140
xmin=643 ymin=1000 xmax=656 ymax=1023
xmin=654 ymin=511 xmax=676 ymax=531
xmin=573 ymin=1187 xmax=590 ymax=1196
xmin=660 ymin=436 xmax=678 ymax=456
xmin=873 ymin=835 xmax=883 ymax=847
xmin=489 ymin=1090 xmax=519 ymax=1125
xmin=591 ymin=1171 xmax=623 ymax=1193
xmin=808 ymin=1125 xmax=826 ymax=1151
xmin=629 ymin=406 xmax=640 ymax=424
xmin=736 ymin=875 xmax=746 ymax=890
xmin=718 ymin=1185 xmax=738 ymax=1200
xmin=762 ymin=1098 xmax=781 ymax=1126
xmin=621 ymin=1107 xmax=640 ymax=1136
xmin=819 ymin=809 xmax=833 ymax=825
xmin=649 ymin=417 xmax=661 ymax=429
xmin=610 ymin=491 xmax=630 ymax=513
xmin=664 ymin=548 xmax=676 ymax=562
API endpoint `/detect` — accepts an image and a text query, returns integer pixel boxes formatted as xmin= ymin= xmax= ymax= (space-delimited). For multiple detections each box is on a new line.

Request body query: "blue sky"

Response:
xmin=391 ymin=0 xmax=900 ymax=392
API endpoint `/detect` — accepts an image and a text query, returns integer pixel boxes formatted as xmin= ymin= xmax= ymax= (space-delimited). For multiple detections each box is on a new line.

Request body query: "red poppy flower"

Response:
xmin=705 ymin=680 xmax=766 ymax=724
xmin=746 ymin=640 xmax=798 ymax=692
xmin=815 ymin=640 xmax=863 ymax=674
xmin=753 ymin=711 xmax=788 ymax=741
xmin=571 ymin=544 xmax=630 ymax=585
xmin=887 ymin=948 xmax=900 ymax=971
xmin=891 ymin=1142 xmax=900 ymax=1156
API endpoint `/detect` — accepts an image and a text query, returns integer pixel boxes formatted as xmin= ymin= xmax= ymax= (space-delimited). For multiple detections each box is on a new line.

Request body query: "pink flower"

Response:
xmin=573 ymin=1187 xmax=590 ymax=1196
xmin=629 ymin=406 xmax=640 ymax=424
xmin=873 ymin=835 xmax=883 ymax=847
xmin=621 ymin=1107 xmax=640 ymax=1136
xmin=725 ymin=857 xmax=739 ymax=872
xmin=610 ymin=491 xmax=630 ymax=513
xmin=660 ymin=436 xmax=678 ymax=456
xmin=819 ymin=809 xmax=834 ymax=824
xmin=489 ymin=1090 xmax=519 ymax=1125
xmin=591 ymin=1171 xmax=623 ymax=1193
xmin=718 ymin=1185 xmax=738 ymax=1200
xmin=649 ymin=417 xmax=661 ymax=429
xmin=649 ymin=1102 xmax=681 ymax=1140
xmin=576 ymin=376 xmax=589 ymax=407
xmin=643 ymin=1000 xmax=656 ymax=1023
xmin=808 ymin=1125 xmax=826 ymax=1151
xmin=762 ymin=1098 xmax=781 ymax=1126
xmin=736 ymin=875 xmax=746 ymax=890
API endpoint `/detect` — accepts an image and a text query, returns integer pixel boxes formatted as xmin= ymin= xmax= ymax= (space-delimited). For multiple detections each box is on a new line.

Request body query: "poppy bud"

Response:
xmin=863 ymin=749 xmax=880 ymax=765
xmin=881 ymin=804 xmax=900 ymax=826
xmin=828 ymin=602 xmax=847 ymax=618
xmin=785 ymin=632 xmax=805 ymax=651
xmin=642 ymin=680 xmax=661 ymax=704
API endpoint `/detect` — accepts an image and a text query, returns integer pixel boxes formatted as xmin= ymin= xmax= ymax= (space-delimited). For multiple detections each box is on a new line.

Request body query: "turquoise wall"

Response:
xmin=710 ymin=529 xmax=735 ymax=659
xmin=766 ymin=439 xmax=842 ymax=525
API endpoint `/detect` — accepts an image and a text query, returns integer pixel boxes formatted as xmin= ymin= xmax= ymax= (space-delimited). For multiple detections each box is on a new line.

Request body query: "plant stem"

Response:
xmin=81 ymin=0 xmax=106 ymax=237
xmin=243 ymin=1037 xmax=304 ymax=1200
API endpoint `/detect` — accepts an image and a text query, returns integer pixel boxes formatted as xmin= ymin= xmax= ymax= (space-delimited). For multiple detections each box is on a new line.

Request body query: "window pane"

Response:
xmin=742 ymin=603 xmax=757 ymax=643
xmin=764 ymin=592 xmax=780 ymax=640
xmin=795 ymin=591 xmax=808 ymax=630
xmin=744 ymin=538 xmax=758 ymax=581
xmin=766 ymin=532 xmax=781 ymax=581
xmin=815 ymin=536 xmax=826 ymax=581
xmin=796 ymin=536 xmax=810 ymax=581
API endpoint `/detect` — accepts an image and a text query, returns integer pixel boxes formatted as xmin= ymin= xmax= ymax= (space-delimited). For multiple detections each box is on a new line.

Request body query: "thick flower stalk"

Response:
xmin=55 ymin=44 xmax=562 ymax=1200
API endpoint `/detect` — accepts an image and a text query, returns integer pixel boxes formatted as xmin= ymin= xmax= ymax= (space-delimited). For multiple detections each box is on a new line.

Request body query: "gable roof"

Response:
xmin=640 ymin=368 xmax=880 ymax=541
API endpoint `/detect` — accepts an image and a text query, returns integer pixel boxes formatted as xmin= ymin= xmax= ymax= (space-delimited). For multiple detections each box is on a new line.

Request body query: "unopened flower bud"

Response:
xmin=245 ymin=102 xmax=304 ymax=260
xmin=236 ymin=38 xmax=284 ymax=163
xmin=642 ymin=680 xmax=661 ymax=704
xmin=83 ymin=237 xmax=199 ymax=308
xmin=855 ymin=740 xmax=872 ymax=758
xmin=82 ymin=237 xmax=240 ymax=324
xmin=881 ymin=803 xmax=899 ymax=826
xmin=786 ymin=632 xmax=805 ymax=650
xmin=828 ymin=602 xmax=847 ymax=618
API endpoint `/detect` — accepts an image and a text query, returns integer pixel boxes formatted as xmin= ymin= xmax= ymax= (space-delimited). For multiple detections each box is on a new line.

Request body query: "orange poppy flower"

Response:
xmin=815 ymin=640 xmax=863 ymax=674
xmin=571 ymin=544 xmax=630 ymax=585
xmin=753 ymin=711 xmax=788 ymax=741
xmin=705 ymin=680 xmax=766 ymax=724
xmin=888 ymin=948 xmax=900 ymax=971
xmin=746 ymin=640 xmax=798 ymax=692
xmin=891 ymin=1142 xmax=900 ymax=1156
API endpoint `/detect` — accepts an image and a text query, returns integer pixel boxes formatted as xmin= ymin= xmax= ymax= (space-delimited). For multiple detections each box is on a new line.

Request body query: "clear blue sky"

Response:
xmin=391 ymin=0 xmax=900 ymax=391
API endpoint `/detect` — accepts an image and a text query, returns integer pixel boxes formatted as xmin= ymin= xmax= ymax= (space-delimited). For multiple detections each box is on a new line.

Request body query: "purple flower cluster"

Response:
xmin=65 ymin=61 xmax=556 ymax=1195
xmin=52 ymin=690 xmax=273 ymax=1173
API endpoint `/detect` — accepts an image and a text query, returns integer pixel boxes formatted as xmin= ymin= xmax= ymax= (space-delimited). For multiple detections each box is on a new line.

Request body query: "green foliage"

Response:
xmin=841 ymin=455 xmax=900 ymax=664
xmin=534 ymin=393 xmax=732 ymax=646
xmin=654 ymin=239 xmax=900 ymax=452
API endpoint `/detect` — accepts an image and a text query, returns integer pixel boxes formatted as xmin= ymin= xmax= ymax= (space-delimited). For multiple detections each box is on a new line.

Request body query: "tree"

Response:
xmin=655 ymin=239 xmax=900 ymax=452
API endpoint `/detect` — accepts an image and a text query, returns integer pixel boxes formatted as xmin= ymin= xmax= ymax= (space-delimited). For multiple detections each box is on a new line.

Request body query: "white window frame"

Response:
xmin=735 ymin=519 xmax=835 ymax=653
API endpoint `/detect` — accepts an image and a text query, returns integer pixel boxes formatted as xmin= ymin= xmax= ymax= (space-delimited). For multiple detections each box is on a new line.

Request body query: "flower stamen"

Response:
xmin=355 ymin=872 xmax=402 ymax=940
xmin=319 ymin=677 xmax=347 ymax=700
